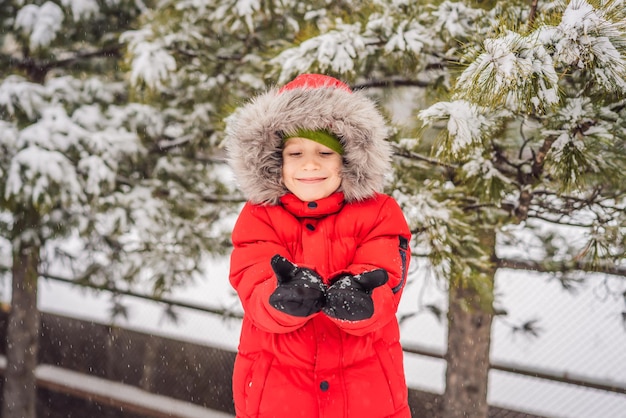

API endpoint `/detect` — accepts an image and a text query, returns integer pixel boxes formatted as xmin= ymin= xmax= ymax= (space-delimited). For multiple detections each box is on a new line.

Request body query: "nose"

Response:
xmin=302 ymin=155 xmax=320 ymax=170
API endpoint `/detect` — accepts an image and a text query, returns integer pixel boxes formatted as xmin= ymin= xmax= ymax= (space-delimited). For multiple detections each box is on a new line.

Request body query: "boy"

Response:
xmin=225 ymin=74 xmax=411 ymax=418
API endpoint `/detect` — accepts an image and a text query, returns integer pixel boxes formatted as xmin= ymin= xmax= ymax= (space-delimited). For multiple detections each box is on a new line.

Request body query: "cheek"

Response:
xmin=334 ymin=162 xmax=343 ymax=177
xmin=281 ymin=163 xmax=296 ymax=184
xmin=281 ymin=164 xmax=290 ymax=179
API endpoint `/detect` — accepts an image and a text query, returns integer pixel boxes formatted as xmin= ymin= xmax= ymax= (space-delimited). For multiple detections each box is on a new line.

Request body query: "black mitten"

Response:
xmin=269 ymin=255 xmax=327 ymax=317
xmin=323 ymin=269 xmax=388 ymax=321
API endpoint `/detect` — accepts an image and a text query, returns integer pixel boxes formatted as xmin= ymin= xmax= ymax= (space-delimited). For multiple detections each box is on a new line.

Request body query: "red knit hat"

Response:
xmin=278 ymin=73 xmax=352 ymax=94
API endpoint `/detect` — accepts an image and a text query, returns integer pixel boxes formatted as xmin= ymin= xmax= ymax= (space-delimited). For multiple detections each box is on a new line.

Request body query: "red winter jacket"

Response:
xmin=229 ymin=192 xmax=411 ymax=418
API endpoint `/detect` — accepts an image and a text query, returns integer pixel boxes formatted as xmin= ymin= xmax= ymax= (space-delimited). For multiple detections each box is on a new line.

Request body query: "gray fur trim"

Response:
xmin=224 ymin=85 xmax=392 ymax=204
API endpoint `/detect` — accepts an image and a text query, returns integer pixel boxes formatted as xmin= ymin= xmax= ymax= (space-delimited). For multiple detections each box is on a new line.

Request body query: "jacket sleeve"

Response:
xmin=229 ymin=202 xmax=313 ymax=334
xmin=326 ymin=195 xmax=411 ymax=336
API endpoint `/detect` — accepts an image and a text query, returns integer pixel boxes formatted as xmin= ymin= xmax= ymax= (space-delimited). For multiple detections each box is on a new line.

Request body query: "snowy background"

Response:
xmin=2 ymin=3 xmax=625 ymax=416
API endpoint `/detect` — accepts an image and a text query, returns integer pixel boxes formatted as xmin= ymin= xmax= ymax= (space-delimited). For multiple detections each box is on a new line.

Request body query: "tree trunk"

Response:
xmin=442 ymin=228 xmax=496 ymax=418
xmin=2 ymin=210 xmax=41 ymax=418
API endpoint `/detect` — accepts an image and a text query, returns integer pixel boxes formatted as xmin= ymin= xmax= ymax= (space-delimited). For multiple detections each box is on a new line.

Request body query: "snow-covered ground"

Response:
xmin=13 ymin=255 xmax=622 ymax=418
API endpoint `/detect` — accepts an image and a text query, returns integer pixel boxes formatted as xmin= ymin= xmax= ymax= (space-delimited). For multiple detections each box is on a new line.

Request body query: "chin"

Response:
xmin=297 ymin=195 xmax=320 ymax=201
xmin=295 ymin=192 xmax=330 ymax=201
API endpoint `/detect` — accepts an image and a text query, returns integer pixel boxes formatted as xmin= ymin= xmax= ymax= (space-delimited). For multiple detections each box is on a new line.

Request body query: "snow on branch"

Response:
xmin=431 ymin=0 xmax=486 ymax=41
xmin=61 ymin=0 xmax=100 ymax=22
xmin=541 ymin=97 xmax=617 ymax=190
xmin=271 ymin=21 xmax=371 ymax=83
xmin=5 ymin=145 xmax=84 ymax=210
xmin=455 ymin=31 xmax=559 ymax=112
xmin=546 ymin=0 xmax=626 ymax=93
xmin=15 ymin=2 xmax=64 ymax=50
xmin=365 ymin=14 xmax=428 ymax=55
xmin=418 ymin=100 xmax=502 ymax=160
xmin=0 ymin=76 xmax=47 ymax=120
xmin=15 ymin=0 xmax=101 ymax=36
xmin=454 ymin=0 xmax=626 ymax=112
xmin=122 ymin=28 xmax=177 ymax=91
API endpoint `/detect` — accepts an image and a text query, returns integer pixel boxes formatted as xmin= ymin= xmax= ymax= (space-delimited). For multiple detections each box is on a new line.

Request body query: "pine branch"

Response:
xmin=528 ymin=0 xmax=540 ymax=27
xmin=533 ymin=189 xmax=623 ymax=212
xmin=497 ymin=257 xmax=626 ymax=277
xmin=152 ymin=135 xmax=195 ymax=152
xmin=353 ymin=77 xmax=435 ymax=90
xmin=391 ymin=144 xmax=457 ymax=169
xmin=530 ymin=135 xmax=557 ymax=180
xmin=5 ymin=45 xmax=123 ymax=82
xmin=201 ymin=195 xmax=246 ymax=204
xmin=149 ymin=138 xmax=229 ymax=166
xmin=527 ymin=212 xmax=596 ymax=228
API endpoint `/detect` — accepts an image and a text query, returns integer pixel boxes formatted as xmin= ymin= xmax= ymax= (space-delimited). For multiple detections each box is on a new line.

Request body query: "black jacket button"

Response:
xmin=320 ymin=380 xmax=329 ymax=391
xmin=306 ymin=223 xmax=315 ymax=231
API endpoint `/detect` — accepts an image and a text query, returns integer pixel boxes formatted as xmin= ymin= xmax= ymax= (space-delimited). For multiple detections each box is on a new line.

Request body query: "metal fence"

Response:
xmin=29 ymin=267 xmax=626 ymax=418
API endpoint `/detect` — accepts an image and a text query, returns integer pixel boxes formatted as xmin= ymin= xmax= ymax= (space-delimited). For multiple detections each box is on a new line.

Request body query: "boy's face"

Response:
xmin=282 ymin=137 xmax=343 ymax=202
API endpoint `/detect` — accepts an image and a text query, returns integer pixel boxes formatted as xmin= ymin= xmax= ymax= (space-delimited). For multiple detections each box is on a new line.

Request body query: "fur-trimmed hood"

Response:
xmin=224 ymin=74 xmax=392 ymax=205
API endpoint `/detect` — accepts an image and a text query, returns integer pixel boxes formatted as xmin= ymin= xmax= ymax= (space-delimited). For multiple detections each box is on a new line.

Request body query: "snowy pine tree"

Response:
xmin=0 ymin=2 xmax=235 ymax=416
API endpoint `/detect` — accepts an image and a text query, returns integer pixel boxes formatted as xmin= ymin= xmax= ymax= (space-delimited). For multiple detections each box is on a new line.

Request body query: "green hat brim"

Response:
xmin=283 ymin=128 xmax=344 ymax=155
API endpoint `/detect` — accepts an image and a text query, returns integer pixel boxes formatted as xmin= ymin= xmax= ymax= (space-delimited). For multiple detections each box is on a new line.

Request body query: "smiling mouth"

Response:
xmin=297 ymin=177 xmax=326 ymax=183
